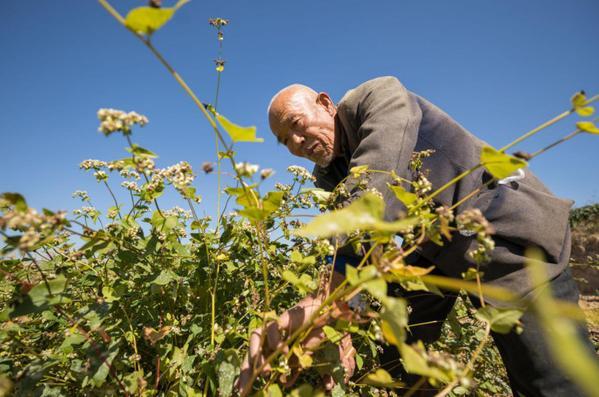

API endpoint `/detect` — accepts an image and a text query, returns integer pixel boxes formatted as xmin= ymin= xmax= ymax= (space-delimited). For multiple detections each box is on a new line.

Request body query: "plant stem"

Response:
xmin=210 ymin=259 xmax=221 ymax=347
xmin=529 ymin=128 xmax=584 ymax=160
xmin=422 ymin=165 xmax=481 ymax=206
xmin=103 ymin=180 xmax=123 ymax=220
xmin=499 ymin=94 xmax=599 ymax=153
xmin=499 ymin=110 xmax=572 ymax=153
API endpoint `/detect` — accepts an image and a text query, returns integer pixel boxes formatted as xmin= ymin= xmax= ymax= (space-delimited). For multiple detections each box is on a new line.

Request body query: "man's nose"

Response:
xmin=289 ymin=133 xmax=305 ymax=155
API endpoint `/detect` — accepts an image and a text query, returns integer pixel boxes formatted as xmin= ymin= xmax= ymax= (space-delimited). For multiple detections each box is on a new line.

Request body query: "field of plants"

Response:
xmin=1 ymin=2 xmax=598 ymax=396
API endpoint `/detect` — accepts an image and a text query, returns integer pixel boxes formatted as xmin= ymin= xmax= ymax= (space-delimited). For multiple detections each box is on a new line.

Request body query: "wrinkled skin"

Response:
xmin=268 ymin=85 xmax=340 ymax=167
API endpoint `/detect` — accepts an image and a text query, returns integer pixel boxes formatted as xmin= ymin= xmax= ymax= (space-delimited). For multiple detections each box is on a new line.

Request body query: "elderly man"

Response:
xmin=239 ymin=77 xmax=595 ymax=396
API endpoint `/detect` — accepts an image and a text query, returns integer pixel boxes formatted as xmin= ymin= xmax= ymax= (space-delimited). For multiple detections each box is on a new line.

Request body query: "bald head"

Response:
xmin=267 ymin=84 xmax=338 ymax=167
xmin=267 ymin=84 xmax=318 ymax=129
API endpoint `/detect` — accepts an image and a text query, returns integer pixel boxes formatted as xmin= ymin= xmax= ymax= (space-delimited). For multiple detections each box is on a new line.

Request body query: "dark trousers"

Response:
xmin=380 ymin=267 xmax=597 ymax=397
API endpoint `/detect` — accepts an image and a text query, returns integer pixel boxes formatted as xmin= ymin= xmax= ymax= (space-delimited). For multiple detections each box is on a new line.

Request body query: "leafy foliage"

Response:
xmin=1 ymin=2 xmax=597 ymax=396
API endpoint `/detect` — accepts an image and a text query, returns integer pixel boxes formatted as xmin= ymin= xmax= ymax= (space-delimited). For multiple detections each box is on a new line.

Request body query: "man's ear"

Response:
xmin=316 ymin=92 xmax=336 ymax=116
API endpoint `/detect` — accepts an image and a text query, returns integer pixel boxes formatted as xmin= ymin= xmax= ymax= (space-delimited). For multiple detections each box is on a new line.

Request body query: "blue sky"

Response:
xmin=1 ymin=0 xmax=598 ymax=221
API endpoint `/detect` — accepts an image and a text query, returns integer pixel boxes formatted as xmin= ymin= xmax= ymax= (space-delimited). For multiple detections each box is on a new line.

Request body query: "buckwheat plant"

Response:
xmin=1 ymin=2 xmax=598 ymax=397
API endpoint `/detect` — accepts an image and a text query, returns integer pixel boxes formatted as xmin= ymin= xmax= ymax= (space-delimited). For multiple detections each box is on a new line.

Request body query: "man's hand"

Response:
xmin=237 ymin=294 xmax=356 ymax=395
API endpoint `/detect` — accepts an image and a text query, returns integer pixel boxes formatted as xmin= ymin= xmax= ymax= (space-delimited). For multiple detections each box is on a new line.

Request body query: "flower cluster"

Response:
xmin=0 ymin=206 xmax=66 ymax=250
xmin=163 ymin=206 xmax=193 ymax=220
xmin=80 ymin=159 xmax=107 ymax=170
xmin=365 ymin=187 xmax=383 ymax=200
xmin=161 ymin=162 xmax=194 ymax=188
xmin=134 ymin=157 xmax=156 ymax=174
xmin=72 ymin=190 xmax=90 ymax=202
xmin=208 ymin=18 xmax=229 ymax=28
xmin=121 ymin=181 xmax=141 ymax=192
xmin=409 ymin=149 xmax=435 ymax=172
xmin=73 ymin=206 xmax=99 ymax=218
xmin=275 ymin=183 xmax=292 ymax=192
xmin=456 ymin=208 xmax=495 ymax=265
xmin=315 ymin=239 xmax=335 ymax=256
xmin=97 ymin=108 xmax=148 ymax=136
xmin=119 ymin=169 xmax=140 ymax=180
xmin=287 ymin=165 xmax=315 ymax=183
xmin=94 ymin=170 xmax=108 ymax=182
xmin=413 ymin=174 xmax=433 ymax=196
xmin=144 ymin=174 xmax=164 ymax=195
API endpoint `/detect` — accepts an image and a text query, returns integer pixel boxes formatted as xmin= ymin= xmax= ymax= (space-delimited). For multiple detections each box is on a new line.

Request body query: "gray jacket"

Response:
xmin=313 ymin=76 xmax=573 ymax=295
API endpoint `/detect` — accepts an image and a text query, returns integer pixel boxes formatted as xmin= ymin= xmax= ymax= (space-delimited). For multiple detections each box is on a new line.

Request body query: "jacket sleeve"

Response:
xmin=337 ymin=76 xmax=422 ymax=222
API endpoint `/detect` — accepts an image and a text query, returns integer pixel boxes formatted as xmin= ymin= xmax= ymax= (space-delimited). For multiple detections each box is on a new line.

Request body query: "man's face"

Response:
xmin=270 ymin=92 xmax=337 ymax=167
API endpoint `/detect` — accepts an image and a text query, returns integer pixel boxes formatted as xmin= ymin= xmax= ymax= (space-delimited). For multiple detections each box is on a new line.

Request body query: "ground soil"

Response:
xmin=569 ymin=205 xmax=599 ymax=349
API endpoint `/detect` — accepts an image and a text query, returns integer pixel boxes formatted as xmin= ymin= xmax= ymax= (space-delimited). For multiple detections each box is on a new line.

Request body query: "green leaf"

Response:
xmin=59 ymin=331 xmax=86 ymax=353
xmin=282 ymin=270 xmax=316 ymax=295
xmin=91 ymin=347 xmax=118 ymax=387
xmin=399 ymin=342 xmax=451 ymax=383
xmin=387 ymin=183 xmax=417 ymax=206
xmin=289 ymin=385 xmax=316 ymax=397
xmin=28 ymin=275 xmax=67 ymax=306
xmin=262 ymin=191 xmax=284 ymax=213
xmin=216 ymin=350 xmax=240 ymax=397
xmin=295 ymin=193 xmax=418 ymax=238
xmin=526 ymin=247 xmax=599 ymax=397
xmin=127 ymin=144 xmax=157 ymax=158
xmin=254 ymin=384 xmax=283 ymax=397
xmin=151 ymin=269 xmax=178 ymax=286
xmin=301 ymin=187 xmax=332 ymax=204
xmin=360 ymin=368 xmax=401 ymax=388
xmin=322 ymin=325 xmax=342 ymax=343
xmin=125 ymin=0 xmax=189 ymax=36
xmin=480 ymin=145 xmax=527 ymax=180
xmin=0 ymin=192 xmax=27 ymax=212
xmin=215 ymin=112 xmax=263 ymax=143
xmin=380 ymin=297 xmax=408 ymax=347
xmin=576 ymin=106 xmax=595 ymax=117
xmin=345 ymin=265 xmax=387 ymax=299
xmin=577 ymin=121 xmax=599 ymax=135
xmin=238 ymin=191 xmax=284 ymax=221
xmin=349 ymin=165 xmax=369 ymax=178
xmin=151 ymin=211 xmax=178 ymax=233
xmin=101 ymin=286 xmax=120 ymax=303
xmin=0 ymin=275 xmax=70 ymax=320
xmin=475 ymin=306 xmax=523 ymax=334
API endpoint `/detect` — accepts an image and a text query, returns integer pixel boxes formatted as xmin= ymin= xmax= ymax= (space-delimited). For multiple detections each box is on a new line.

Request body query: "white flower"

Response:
xmin=94 ymin=170 xmax=108 ymax=182
xmin=72 ymin=190 xmax=90 ymax=202
xmin=120 ymin=169 xmax=140 ymax=180
xmin=121 ymin=181 xmax=141 ymax=192
xmin=161 ymin=162 xmax=195 ymax=188
xmin=235 ymin=162 xmax=259 ymax=178
xmin=97 ymin=108 xmax=148 ymax=136
xmin=287 ymin=165 xmax=315 ymax=182
xmin=163 ymin=206 xmax=192 ymax=220
xmin=79 ymin=159 xmax=107 ymax=170
xmin=260 ymin=168 xmax=274 ymax=180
